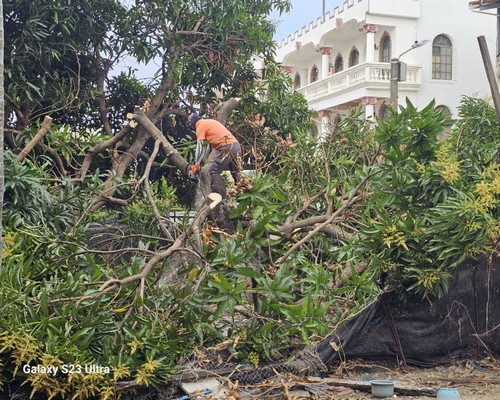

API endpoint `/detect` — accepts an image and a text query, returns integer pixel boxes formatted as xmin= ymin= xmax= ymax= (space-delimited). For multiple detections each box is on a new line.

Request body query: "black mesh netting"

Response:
xmin=315 ymin=251 xmax=500 ymax=368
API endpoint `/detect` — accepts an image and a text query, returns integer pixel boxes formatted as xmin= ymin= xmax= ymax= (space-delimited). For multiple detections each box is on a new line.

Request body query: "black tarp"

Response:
xmin=317 ymin=251 xmax=500 ymax=367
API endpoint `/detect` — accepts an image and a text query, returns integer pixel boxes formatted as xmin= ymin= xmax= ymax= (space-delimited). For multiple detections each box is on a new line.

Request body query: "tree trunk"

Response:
xmin=90 ymin=51 xmax=180 ymax=209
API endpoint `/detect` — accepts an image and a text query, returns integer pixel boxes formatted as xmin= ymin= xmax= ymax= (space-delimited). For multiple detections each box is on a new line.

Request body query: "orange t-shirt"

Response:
xmin=195 ymin=119 xmax=237 ymax=149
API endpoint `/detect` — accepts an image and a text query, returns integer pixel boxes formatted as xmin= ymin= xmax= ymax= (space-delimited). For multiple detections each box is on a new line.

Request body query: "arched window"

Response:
xmin=349 ymin=47 xmax=359 ymax=67
xmin=294 ymin=72 xmax=301 ymax=89
xmin=432 ymin=35 xmax=452 ymax=80
xmin=436 ymin=105 xmax=453 ymax=139
xmin=334 ymin=54 xmax=344 ymax=73
xmin=378 ymin=101 xmax=388 ymax=119
xmin=310 ymin=65 xmax=319 ymax=83
xmin=435 ymin=104 xmax=452 ymax=119
xmin=379 ymin=33 xmax=392 ymax=62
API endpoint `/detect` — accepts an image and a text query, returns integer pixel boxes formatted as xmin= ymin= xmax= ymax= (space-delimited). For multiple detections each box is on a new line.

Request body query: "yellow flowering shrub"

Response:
xmin=434 ymin=146 xmax=462 ymax=185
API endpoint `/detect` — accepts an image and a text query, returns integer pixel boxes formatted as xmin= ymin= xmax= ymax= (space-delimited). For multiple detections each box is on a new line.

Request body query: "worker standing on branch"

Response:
xmin=187 ymin=112 xmax=241 ymax=199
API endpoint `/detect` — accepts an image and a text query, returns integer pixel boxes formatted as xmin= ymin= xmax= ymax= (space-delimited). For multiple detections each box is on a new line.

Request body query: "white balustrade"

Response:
xmin=298 ymin=62 xmax=421 ymax=102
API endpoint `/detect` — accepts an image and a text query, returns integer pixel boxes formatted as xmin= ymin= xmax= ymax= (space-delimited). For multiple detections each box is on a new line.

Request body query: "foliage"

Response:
xmin=346 ymin=99 xmax=498 ymax=298
xmin=205 ymin=174 xmax=338 ymax=357
xmin=4 ymin=0 xmax=128 ymax=128
xmin=233 ymin=63 xmax=317 ymax=169
xmin=124 ymin=0 xmax=290 ymax=101
xmin=2 ymin=95 xmax=499 ymax=398
xmin=2 ymin=0 xmax=499 ymax=396
xmin=276 ymin=107 xmax=377 ymax=206
xmin=448 ymin=96 xmax=500 ymax=166
xmin=1 ymin=175 xmax=182 ymax=396
xmin=4 ymin=0 xmax=296 ymax=202
xmin=53 ymin=73 xmax=153 ymax=133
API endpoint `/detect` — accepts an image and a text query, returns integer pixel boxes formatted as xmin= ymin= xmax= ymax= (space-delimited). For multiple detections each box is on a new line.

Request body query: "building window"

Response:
xmin=432 ymin=35 xmax=452 ymax=80
xmin=349 ymin=47 xmax=359 ymax=67
xmin=334 ymin=54 xmax=344 ymax=73
xmin=294 ymin=72 xmax=301 ymax=89
xmin=310 ymin=65 xmax=319 ymax=83
xmin=379 ymin=33 xmax=392 ymax=62
xmin=378 ymin=101 xmax=388 ymax=119
xmin=435 ymin=104 xmax=452 ymax=119
xmin=435 ymin=105 xmax=453 ymax=139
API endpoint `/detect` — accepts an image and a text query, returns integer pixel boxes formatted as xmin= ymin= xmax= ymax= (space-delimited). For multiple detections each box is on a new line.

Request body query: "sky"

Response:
xmin=114 ymin=0 xmax=346 ymax=79
xmin=271 ymin=0 xmax=345 ymax=42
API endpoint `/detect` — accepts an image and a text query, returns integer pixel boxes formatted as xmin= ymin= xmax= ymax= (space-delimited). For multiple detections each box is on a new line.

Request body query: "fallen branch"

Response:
xmin=277 ymin=172 xmax=375 ymax=264
xmin=305 ymin=377 xmax=436 ymax=397
xmin=427 ymin=376 xmax=500 ymax=385
xmin=283 ymin=192 xmax=324 ymax=226
xmin=99 ymin=197 xmax=215 ymax=292
xmin=138 ymin=139 xmax=174 ymax=240
xmin=16 ymin=115 xmax=53 ymax=162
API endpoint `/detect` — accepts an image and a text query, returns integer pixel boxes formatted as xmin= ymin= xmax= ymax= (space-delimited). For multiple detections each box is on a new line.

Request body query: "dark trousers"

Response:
xmin=210 ymin=142 xmax=241 ymax=199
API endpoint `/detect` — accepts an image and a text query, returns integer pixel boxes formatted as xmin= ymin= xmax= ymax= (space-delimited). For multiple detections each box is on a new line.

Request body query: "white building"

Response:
xmin=274 ymin=0 xmax=497 ymax=134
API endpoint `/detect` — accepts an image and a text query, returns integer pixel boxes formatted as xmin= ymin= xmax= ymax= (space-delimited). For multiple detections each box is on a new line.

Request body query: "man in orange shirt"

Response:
xmin=188 ymin=113 xmax=241 ymax=199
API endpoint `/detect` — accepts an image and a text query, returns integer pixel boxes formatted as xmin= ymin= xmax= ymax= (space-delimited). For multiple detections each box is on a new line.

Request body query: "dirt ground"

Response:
xmin=303 ymin=359 xmax=500 ymax=399
xmin=226 ymin=358 xmax=500 ymax=400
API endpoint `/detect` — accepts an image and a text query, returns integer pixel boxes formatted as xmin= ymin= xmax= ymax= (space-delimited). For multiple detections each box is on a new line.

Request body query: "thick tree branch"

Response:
xmin=283 ymin=192 xmax=324 ymax=226
xmin=278 ymin=194 xmax=364 ymax=240
xmin=95 ymin=56 xmax=113 ymax=136
xmin=77 ymin=125 xmax=132 ymax=180
xmin=139 ymin=139 xmax=174 ymax=240
xmin=132 ymin=107 xmax=190 ymax=173
xmin=16 ymin=115 xmax=53 ymax=162
xmin=216 ymin=97 xmax=241 ymax=124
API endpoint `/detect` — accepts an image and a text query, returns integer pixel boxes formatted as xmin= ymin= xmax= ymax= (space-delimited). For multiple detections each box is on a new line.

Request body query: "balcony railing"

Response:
xmin=297 ymin=62 xmax=422 ymax=102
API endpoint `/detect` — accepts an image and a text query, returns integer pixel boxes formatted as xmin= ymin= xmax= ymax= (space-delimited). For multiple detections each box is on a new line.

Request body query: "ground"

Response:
xmin=216 ymin=358 xmax=500 ymax=399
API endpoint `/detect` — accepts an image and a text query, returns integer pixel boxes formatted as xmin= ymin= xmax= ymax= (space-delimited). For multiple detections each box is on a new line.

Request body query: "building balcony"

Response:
xmin=296 ymin=62 xmax=422 ymax=109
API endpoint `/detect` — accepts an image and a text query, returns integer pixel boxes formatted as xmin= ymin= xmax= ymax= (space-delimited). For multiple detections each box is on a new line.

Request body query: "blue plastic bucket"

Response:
xmin=370 ymin=380 xmax=395 ymax=398
xmin=437 ymin=387 xmax=461 ymax=400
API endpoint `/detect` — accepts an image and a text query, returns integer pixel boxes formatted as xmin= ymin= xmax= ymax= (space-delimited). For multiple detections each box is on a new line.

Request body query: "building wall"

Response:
xmin=275 ymin=0 xmax=497 ymax=119
xmin=415 ymin=0 xmax=496 ymax=116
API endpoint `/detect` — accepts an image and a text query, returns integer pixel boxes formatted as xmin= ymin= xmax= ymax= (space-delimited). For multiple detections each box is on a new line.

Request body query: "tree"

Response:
xmin=0 ymin=0 xmax=4 ymax=266
xmin=79 ymin=0 xmax=293 ymax=207
xmin=2 ymin=92 xmax=499 ymax=397
xmin=3 ymin=1 xmax=498 ymax=398
xmin=4 ymin=0 xmax=128 ymax=130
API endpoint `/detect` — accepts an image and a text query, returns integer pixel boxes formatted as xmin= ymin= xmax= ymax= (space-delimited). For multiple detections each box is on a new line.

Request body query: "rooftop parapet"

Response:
xmin=276 ymin=0 xmax=362 ymax=48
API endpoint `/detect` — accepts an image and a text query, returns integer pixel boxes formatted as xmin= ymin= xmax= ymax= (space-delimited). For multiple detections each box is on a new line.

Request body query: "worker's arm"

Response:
xmin=188 ymin=140 xmax=209 ymax=179
xmin=194 ymin=140 xmax=210 ymax=165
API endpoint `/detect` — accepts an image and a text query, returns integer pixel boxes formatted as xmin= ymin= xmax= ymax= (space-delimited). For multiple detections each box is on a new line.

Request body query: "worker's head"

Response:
xmin=188 ymin=112 xmax=200 ymax=129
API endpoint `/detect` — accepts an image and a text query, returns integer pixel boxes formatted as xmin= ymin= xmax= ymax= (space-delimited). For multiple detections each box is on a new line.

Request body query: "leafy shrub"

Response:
xmin=347 ymin=99 xmax=499 ymax=298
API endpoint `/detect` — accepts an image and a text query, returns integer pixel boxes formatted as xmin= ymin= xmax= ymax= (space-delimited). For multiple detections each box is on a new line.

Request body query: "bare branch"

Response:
xmin=77 ymin=125 xmax=132 ymax=180
xmin=277 ymin=172 xmax=376 ymax=264
xmin=42 ymin=145 xmax=68 ymax=176
xmin=98 ymin=199 xmax=215 ymax=292
xmin=139 ymin=139 xmax=174 ymax=240
xmin=16 ymin=116 xmax=53 ymax=162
